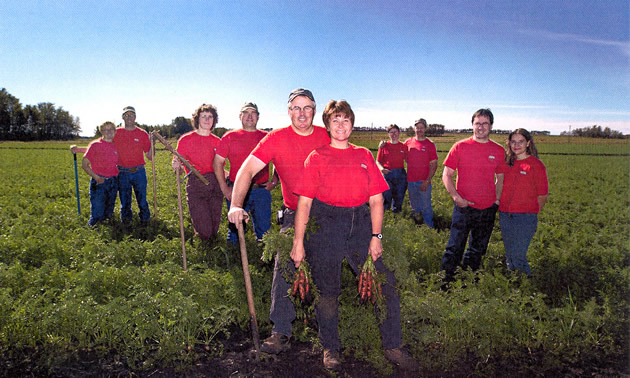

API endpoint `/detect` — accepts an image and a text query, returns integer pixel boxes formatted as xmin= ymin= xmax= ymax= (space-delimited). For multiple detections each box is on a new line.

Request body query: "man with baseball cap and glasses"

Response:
xmin=228 ymin=88 xmax=330 ymax=354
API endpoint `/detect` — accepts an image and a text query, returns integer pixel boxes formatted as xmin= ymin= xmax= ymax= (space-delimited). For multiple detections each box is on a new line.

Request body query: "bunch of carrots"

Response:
xmin=291 ymin=263 xmax=313 ymax=304
xmin=358 ymin=256 xmax=383 ymax=304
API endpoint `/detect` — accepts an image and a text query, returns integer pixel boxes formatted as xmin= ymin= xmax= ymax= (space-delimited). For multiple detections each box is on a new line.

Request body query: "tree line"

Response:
xmin=0 ymin=88 xmax=81 ymax=141
xmin=0 ymin=88 xmax=216 ymax=141
xmin=560 ymin=125 xmax=627 ymax=139
xmin=3 ymin=88 xmax=625 ymax=141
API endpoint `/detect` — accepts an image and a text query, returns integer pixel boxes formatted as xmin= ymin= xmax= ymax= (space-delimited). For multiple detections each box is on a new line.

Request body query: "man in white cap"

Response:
xmin=115 ymin=106 xmax=152 ymax=224
xmin=228 ymin=88 xmax=330 ymax=354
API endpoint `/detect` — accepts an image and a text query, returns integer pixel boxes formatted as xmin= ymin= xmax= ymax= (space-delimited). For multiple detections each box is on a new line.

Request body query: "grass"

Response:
xmin=0 ymin=135 xmax=628 ymax=375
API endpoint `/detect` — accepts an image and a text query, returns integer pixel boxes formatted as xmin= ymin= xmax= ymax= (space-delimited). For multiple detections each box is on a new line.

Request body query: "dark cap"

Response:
xmin=414 ymin=118 xmax=427 ymax=127
xmin=240 ymin=102 xmax=258 ymax=113
xmin=122 ymin=106 xmax=136 ymax=116
xmin=288 ymin=88 xmax=314 ymax=103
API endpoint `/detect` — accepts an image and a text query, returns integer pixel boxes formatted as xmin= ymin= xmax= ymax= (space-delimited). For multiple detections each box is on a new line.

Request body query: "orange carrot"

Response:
xmin=358 ymin=271 xmax=364 ymax=294
xmin=292 ymin=272 xmax=299 ymax=296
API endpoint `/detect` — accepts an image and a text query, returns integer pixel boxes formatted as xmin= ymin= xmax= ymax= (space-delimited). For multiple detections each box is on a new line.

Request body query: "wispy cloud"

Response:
xmin=519 ymin=28 xmax=630 ymax=57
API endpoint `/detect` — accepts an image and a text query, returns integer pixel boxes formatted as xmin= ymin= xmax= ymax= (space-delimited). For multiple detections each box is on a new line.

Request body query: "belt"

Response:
xmin=118 ymin=165 xmax=144 ymax=173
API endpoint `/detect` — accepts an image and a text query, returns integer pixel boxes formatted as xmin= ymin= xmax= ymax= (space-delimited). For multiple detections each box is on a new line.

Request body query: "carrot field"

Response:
xmin=0 ymin=134 xmax=628 ymax=376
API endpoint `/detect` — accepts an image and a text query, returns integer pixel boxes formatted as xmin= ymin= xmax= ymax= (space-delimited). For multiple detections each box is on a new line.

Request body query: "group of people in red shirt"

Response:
xmin=73 ymin=89 xmax=547 ymax=372
xmin=227 ymin=89 xmax=417 ymax=370
xmin=71 ymin=106 xmax=153 ymax=226
xmin=376 ymin=120 xmax=439 ymax=227
xmin=441 ymin=109 xmax=548 ymax=282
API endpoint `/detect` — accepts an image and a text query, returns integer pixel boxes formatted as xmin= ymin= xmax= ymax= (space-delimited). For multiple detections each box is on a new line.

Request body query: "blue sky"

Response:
xmin=1 ymin=0 xmax=628 ymax=136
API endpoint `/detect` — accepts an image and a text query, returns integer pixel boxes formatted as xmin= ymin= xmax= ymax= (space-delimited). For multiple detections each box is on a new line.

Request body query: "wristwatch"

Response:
xmin=372 ymin=233 xmax=383 ymax=239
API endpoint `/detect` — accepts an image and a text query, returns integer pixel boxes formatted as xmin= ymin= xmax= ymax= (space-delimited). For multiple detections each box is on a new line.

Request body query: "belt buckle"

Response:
xmin=129 ymin=167 xmax=137 ymax=173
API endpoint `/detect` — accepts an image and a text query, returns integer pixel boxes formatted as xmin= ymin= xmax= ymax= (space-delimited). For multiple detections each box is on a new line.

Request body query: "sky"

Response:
xmin=1 ymin=0 xmax=628 ymax=136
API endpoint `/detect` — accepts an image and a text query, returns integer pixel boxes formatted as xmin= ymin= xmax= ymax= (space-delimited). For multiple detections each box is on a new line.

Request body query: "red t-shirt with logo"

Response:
xmin=376 ymin=141 xmax=407 ymax=169
xmin=85 ymin=138 xmax=119 ymax=177
xmin=297 ymin=144 xmax=389 ymax=207
xmin=404 ymin=137 xmax=438 ymax=182
xmin=113 ymin=127 xmax=151 ymax=168
xmin=443 ymin=137 xmax=507 ymax=209
xmin=175 ymin=131 xmax=221 ymax=175
xmin=252 ymin=125 xmax=330 ymax=210
xmin=216 ymin=129 xmax=269 ymax=184
xmin=499 ymin=156 xmax=548 ymax=214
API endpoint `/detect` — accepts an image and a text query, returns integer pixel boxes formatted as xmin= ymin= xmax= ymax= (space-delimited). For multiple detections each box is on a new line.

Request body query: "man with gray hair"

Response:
xmin=228 ymin=88 xmax=330 ymax=354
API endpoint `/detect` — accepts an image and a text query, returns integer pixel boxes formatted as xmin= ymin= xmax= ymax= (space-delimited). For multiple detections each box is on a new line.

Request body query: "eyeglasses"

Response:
xmin=289 ymin=105 xmax=315 ymax=113
xmin=473 ymin=122 xmax=491 ymax=127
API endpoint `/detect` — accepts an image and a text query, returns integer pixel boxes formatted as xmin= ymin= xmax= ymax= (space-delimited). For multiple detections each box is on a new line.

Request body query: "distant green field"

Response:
xmin=348 ymin=131 xmax=630 ymax=155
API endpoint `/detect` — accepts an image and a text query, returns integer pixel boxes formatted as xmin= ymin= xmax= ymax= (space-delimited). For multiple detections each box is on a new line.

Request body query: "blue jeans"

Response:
xmin=305 ymin=199 xmax=402 ymax=351
xmin=88 ymin=177 xmax=118 ymax=226
xmin=499 ymin=212 xmax=537 ymax=277
xmin=383 ymin=168 xmax=407 ymax=212
xmin=117 ymin=166 xmax=150 ymax=222
xmin=227 ymin=187 xmax=272 ymax=243
xmin=270 ymin=208 xmax=297 ymax=337
xmin=408 ymin=181 xmax=434 ymax=227
xmin=442 ymin=204 xmax=498 ymax=278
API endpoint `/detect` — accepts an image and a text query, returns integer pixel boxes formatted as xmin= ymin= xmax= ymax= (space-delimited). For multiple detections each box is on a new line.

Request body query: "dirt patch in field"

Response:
xmin=3 ymin=328 xmax=626 ymax=377
xmin=2 ymin=327 xmax=440 ymax=377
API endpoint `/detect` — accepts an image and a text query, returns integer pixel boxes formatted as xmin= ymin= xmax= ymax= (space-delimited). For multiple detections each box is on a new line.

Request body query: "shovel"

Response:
xmin=236 ymin=218 xmax=260 ymax=353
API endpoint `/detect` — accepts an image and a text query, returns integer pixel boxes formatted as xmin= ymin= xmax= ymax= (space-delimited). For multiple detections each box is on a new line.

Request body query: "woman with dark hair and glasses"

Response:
xmin=172 ymin=104 xmax=223 ymax=240
xmin=499 ymin=128 xmax=548 ymax=277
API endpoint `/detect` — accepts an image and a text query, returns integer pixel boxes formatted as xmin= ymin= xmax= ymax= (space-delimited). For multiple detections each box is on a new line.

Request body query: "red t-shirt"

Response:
xmin=297 ymin=144 xmax=389 ymax=207
xmin=376 ymin=141 xmax=407 ymax=169
xmin=443 ymin=137 xmax=508 ymax=210
xmin=113 ymin=127 xmax=151 ymax=168
xmin=216 ymin=129 xmax=269 ymax=184
xmin=85 ymin=138 xmax=119 ymax=177
xmin=499 ymin=156 xmax=548 ymax=214
xmin=252 ymin=125 xmax=330 ymax=210
xmin=404 ymin=137 xmax=438 ymax=182
xmin=175 ymin=131 xmax=221 ymax=175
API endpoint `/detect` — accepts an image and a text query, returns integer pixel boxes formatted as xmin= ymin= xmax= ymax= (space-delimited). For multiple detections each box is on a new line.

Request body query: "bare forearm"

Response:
xmin=495 ymin=174 xmax=504 ymax=203
xmin=442 ymin=169 xmax=459 ymax=200
xmin=538 ymin=194 xmax=548 ymax=211
xmin=213 ymin=157 xmax=230 ymax=197
xmin=231 ymin=156 xmax=264 ymax=208
xmin=427 ymin=160 xmax=438 ymax=181
xmin=81 ymin=159 xmax=100 ymax=181
xmin=293 ymin=197 xmax=312 ymax=244
xmin=368 ymin=195 xmax=384 ymax=234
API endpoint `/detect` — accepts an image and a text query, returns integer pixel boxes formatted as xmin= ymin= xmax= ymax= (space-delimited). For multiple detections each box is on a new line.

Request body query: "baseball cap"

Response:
xmin=122 ymin=106 xmax=136 ymax=116
xmin=288 ymin=88 xmax=314 ymax=103
xmin=414 ymin=118 xmax=427 ymax=126
xmin=240 ymin=102 xmax=258 ymax=113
